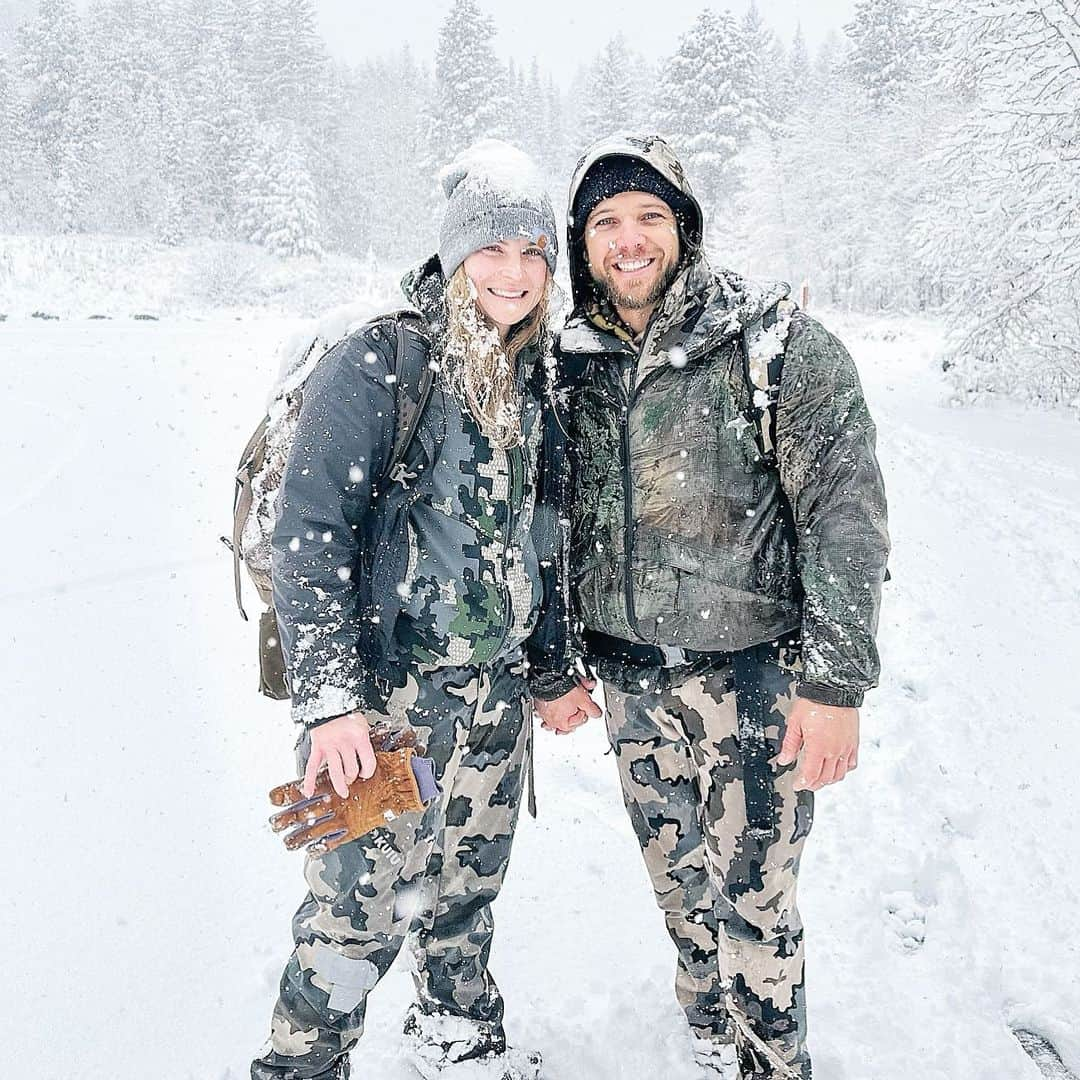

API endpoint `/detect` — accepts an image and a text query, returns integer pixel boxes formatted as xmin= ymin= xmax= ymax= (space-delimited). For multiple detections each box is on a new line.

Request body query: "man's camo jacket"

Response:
xmin=553 ymin=253 xmax=891 ymax=708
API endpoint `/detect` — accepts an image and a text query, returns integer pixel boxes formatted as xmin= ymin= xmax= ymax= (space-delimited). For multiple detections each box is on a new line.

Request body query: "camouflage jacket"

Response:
xmin=555 ymin=254 xmax=890 ymax=707
xmin=271 ymin=256 xmax=569 ymax=726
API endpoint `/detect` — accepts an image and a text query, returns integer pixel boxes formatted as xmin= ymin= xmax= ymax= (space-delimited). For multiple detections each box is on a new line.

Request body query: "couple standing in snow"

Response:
xmin=249 ymin=133 xmax=890 ymax=1080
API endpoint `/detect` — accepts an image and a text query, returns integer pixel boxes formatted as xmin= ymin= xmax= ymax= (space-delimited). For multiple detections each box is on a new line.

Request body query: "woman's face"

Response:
xmin=462 ymin=237 xmax=550 ymax=340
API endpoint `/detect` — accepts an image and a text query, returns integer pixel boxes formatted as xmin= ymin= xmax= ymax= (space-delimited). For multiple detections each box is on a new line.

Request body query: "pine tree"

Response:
xmin=577 ymin=34 xmax=652 ymax=146
xmin=237 ymin=133 xmax=323 ymax=258
xmin=741 ymin=0 xmax=784 ymax=137
xmin=844 ymin=0 xmax=923 ymax=108
xmin=18 ymin=0 xmax=94 ymax=229
xmin=784 ymin=24 xmax=811 ymax=112
xmin=257 ymin=0 xmax=329 ymax=129
xmin=519 ymin=58 xmax=546 ymax=162
xmin=654 ymin=10 xmax=751 ymax=224
xmin=0 ymin=56 xmax=21 ymax=229
xmin=422 ymin=0 xmax=508 ymax=176
xmin=544 ymin=73 xmax=568 ymax=181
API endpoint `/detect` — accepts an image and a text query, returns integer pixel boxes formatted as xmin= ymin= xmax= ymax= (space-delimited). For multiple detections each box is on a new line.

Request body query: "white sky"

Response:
xmin=315 ymin=0 xmax=856 ymax=81
xmin=38 ymin=1 xmax=855 ymax=77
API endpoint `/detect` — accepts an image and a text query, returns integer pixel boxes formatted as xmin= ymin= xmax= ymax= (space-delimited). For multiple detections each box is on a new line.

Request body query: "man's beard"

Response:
xmin=592 ymin=258 xmax=679 ymax=311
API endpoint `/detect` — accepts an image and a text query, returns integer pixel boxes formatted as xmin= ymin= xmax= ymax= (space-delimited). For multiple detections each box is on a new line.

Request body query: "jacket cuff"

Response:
xmin=796 ymin=681 xmax=865 ymax=708
xmin=291 ymin=669 xmax=390 ymax=727
xmin=528 ymin=670 xmax=580 ymax=701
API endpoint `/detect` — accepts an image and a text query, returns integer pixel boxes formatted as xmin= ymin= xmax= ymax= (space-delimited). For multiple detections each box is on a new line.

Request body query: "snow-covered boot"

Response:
xmin=402 ymin=1005 xmax=542 ymax=1080
xmin=691 ymin=1036 xmax=740 ymax=1080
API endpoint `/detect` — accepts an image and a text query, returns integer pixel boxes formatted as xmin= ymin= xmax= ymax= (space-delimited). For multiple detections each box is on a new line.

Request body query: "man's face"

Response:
xmin=584 ymin=190 xmax=681 ymax=312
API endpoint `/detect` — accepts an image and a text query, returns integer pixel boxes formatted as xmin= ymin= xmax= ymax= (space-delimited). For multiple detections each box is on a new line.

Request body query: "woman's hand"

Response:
xmin=303 ymin=711 xmax=377 ymax=798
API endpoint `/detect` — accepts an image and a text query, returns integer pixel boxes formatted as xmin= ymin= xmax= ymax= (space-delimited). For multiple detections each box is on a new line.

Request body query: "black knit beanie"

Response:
xmin=570 ymin=155 xmax=698 ymax=244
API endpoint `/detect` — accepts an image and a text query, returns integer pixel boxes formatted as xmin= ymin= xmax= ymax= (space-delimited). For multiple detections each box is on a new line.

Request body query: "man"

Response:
xmin=534 ymin=134 xmax=889 ymax=1079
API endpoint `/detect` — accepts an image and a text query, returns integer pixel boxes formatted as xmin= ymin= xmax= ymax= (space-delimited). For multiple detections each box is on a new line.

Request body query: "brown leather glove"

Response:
xmin=269 ymin=743 xmax=431 ymax=855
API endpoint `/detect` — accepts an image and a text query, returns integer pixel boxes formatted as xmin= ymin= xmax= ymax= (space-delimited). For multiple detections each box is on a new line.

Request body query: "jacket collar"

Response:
xmin=560 ymin=253 xmax=790 ymax=371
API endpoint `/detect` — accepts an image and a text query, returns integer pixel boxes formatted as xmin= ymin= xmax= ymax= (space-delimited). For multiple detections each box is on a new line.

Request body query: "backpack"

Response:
xmin=226 ymin=309 xmax=435 ymax=700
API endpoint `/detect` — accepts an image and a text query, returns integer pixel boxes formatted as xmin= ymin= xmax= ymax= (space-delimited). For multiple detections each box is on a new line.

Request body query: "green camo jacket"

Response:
xmin=555 ymin=255 xmax=890 ymax=707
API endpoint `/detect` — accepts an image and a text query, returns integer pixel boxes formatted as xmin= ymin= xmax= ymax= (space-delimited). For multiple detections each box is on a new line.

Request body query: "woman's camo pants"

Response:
xmin=252 ymin=657 xmax=531 ymax=1080
xmin=604 ymin=639 xmax=815 ymax=1079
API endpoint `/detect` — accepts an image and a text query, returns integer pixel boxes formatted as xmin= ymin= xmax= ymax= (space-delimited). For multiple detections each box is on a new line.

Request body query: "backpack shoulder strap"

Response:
xmin=742 ymin=298 xmax=797 ymax=466
xmin=382 ymin=310 xmax=435 ymax=484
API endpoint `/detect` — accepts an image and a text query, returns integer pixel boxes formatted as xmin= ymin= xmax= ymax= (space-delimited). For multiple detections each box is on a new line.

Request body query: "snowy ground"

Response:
xmin=3 ymin=299 xmax=1079 ymax=1080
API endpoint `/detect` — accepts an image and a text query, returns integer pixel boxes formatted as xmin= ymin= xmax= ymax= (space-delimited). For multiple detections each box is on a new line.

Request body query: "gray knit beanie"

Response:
xmin=438 ymin=139 xmax=558 ymax=280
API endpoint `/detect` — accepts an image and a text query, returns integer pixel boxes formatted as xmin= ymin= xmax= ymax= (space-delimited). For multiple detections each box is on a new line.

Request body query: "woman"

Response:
xmin=251 ymin=141 xmax=575 ymax=1080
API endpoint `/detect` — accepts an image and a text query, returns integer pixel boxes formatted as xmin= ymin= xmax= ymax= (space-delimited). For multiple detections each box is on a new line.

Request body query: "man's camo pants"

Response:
xmin=252 ymin=656 xmax=531 ymax=1080
xmin=603 ymin=639 xmax=814 ymax=1079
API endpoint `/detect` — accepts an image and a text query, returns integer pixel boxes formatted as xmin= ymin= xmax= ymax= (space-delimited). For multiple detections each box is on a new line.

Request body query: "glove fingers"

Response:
xmin=269 ymin=778 xmax=307 ymax=807
xmin=282 ymin=813 xmax=345 ymax=851
xmin=269 ymin=793 xmax=333 ymax=833
xmin=307 ymin=828 xmax=351 ymax=855
xmin=270 ymin=768 xmax=337 ymax=807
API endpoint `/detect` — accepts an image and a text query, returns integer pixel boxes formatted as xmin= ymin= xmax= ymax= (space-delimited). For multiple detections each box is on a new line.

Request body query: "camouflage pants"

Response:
xmin=252 ymin=657 xmax=531 ymax=1080
xmin=604 ymin=640 xmax=814 ymax=1079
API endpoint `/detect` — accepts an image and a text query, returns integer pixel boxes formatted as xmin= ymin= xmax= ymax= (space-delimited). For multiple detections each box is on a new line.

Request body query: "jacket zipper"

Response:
xmin=487 ymin=437 xmax=524 ymax=663
xmin=610 ymin=331 xmax=685 ymax=644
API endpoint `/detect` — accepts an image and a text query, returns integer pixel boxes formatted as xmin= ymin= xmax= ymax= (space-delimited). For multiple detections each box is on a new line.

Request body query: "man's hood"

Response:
xmin=566 ymin=133 xmax=705 ymax=312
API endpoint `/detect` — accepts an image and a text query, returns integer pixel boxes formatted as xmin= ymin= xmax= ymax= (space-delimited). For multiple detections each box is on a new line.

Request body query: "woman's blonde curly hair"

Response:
xmin=441 ymin=265 xmax=552 ymax=450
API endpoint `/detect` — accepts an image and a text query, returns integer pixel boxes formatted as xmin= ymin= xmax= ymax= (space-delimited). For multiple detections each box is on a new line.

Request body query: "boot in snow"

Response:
xmin=402 ymin=1005 xmax=542 ymax=1080
xmin=691 ymin=1036 xmax=740 ymax=1079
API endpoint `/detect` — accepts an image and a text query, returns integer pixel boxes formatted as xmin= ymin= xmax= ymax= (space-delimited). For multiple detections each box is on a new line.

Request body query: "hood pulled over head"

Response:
xmin=566 ymin=133 xmax=704 ymax=311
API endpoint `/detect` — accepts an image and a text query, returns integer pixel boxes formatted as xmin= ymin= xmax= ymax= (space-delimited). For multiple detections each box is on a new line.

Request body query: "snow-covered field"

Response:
xmin=3 ymin=297 xmax=1079 ymax=1080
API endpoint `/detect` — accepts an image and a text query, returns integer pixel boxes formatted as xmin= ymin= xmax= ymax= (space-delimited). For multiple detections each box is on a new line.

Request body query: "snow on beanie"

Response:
xmin=438 ymin=139 xmax=558 ymax=280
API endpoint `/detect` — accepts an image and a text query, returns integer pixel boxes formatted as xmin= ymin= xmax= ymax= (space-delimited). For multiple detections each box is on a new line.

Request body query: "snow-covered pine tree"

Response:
xmin=916 ymin=0 xmax=1080 ymax=410
xmin=544 ymin=73 xmax=570 ymax=186
xmin=576 ymin=34 xmax=652 ymax=147
xmin=326 ymin=47 xmax=431 ymax=258
xmin=654 ymin=10 xmax=751 ymax=232
xmin=421 ymin=0 xmax=508 ymax=179
xmin=519 ymin=58 xmax=546 ymax=163
xmin=844 ymin=0 xmax=923 ymax=108
xmin=17 ymin=0 xmax=94 ymax=231
xmin=741 ymin=0 xmax=784 ymax=138
xmin=0 ymin=55 xmax=24 ymax=229
xmin=784 ymin=23 xmax=811 ymax=113
xmin=80 ymin=0 xmax=175 ymax=233
xmin=164 ymin=0 xmax=262 ymax=236
xmin=237 ymin=132 xmax=323 ymax=258
xmin=256 ymin=0 xmax=329 ymax=130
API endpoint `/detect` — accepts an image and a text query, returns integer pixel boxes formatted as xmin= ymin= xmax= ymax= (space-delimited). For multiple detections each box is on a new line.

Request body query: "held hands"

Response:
xmin=775 ymin=698 xmax=859 ymax=792
xmin=535 ymin=678 xmax=602 ymax=735
xmin=303 ymin=711 xmax=377 ymax=798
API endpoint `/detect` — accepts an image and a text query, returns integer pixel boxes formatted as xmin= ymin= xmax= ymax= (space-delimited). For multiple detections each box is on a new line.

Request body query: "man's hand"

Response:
xmin=775 ymin=698 xmax=859 ymax=791
xmin=304 ymin=711 xmax=377 ymax=798
xmin=535 ymin=678 xmax=602 ymax=734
